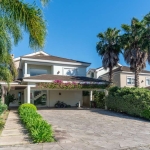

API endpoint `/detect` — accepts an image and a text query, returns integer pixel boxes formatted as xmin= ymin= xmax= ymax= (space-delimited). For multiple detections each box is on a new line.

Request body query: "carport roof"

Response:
xmin=23 ymin=74 xmax=109 ymax=83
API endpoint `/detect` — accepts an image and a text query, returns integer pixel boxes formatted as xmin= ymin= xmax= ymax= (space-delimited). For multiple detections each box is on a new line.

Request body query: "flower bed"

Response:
xmin=18 ymin=104 xmax=54 ymax=143
xmin=37 ymin=80 xmax=108 ymax=90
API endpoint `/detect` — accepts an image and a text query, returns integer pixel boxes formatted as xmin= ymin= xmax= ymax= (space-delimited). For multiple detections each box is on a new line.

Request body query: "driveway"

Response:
xmin=38 ymin=108 xmax=150 ymax=150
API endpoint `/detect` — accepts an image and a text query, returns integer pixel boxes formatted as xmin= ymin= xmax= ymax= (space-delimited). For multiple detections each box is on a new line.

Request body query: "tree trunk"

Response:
xmin=135 ymin=66 xmax=139 ymax=87
xmin=109 ymin=67 xmax=113 ymax=84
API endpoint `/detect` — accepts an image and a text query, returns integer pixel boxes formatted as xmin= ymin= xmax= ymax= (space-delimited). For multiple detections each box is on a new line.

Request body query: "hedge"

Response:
xmin=106 ymin=86 xmax=150 ymax=120
xmin=93 ymin=91 xmax=105 ymax=109
xmin=18 ymin=104 xmax=54 ymax=143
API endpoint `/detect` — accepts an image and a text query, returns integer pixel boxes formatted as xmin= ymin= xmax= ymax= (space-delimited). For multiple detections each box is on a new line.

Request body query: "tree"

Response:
xmin=0 ymin=0 xmax=50 ymax=49
xmin=96 ymin=28 xmax=121 ymax=83
xmin=121 ymin=18 xmax=147 ymax=87
xmin=142 ymin=13 xmax=150 ymax=65
xmin=0 ymin=0 xmax=50 ymax=83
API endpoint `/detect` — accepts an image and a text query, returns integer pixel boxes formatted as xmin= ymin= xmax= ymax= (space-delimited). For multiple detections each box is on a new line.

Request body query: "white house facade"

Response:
xmin=86 ymin=63 xmax=122 ymax=79
xmin=2 ymin=51 xmax=108 ymax=107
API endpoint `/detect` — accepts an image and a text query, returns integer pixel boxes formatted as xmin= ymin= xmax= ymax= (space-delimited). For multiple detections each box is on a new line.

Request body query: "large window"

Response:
xmin=64 ymin=68 xmax=78 ymax=76
xmin=30 ymin=69 xmax=47 ymax=76
xmin=127 ymin=76 xmax=135 ymax=85
xmin=146 ymin=78 xmax=150 ymax=86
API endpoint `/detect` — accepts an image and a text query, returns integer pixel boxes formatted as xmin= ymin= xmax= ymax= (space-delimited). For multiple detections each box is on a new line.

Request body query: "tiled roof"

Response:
xmin=112 ymin=66 xmax=150 ymax=73
xmin=102 ymin=66 xmax=150 ymax=76
xmin=23 ymin=74 xmax=109 ymax=83
xmin=22 ymin=55 xmax=90 ymax=64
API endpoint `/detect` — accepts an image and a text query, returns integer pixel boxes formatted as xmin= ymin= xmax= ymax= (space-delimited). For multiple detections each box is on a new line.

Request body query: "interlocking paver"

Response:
xmin=1 ymin=108 xmax=150 ymax=149
xmin=38 ymin=109 xmax=150 ymax=149
xmin=0 ymin=110 xmax=31 ymax=146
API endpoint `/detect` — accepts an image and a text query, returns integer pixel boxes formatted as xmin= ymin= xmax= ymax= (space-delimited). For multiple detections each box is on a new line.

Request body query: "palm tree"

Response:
xmin=96 ymin=28 xmax=121 ymax=83
xmin=142 ymin=13 xmax=150 ymax=65
xmin=0 ymin=0 xmax=50 ymax=83
xmin=0 ymin=0 xmax=50 ymax=50
xmin=121 ymin=18 xmax=147 ymax=87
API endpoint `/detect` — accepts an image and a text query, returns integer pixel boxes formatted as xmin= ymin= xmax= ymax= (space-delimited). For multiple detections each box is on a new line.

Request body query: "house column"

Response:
xmin=90 ymin=90 xmax=93 ymax=108
xmin=24 ymin=62 xmax=27 ymax=77
xmin=26 ymin=85 xmax=31 ymax=103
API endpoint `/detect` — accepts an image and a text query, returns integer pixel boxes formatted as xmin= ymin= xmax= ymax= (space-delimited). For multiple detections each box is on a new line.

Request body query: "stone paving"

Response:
xmin=1 ymin=109 xmax=150 ymax=149
xmin=0 ymin=110 xmax=31 ymax=146
xmin=38 ymin=108 xmax=150 ymax=149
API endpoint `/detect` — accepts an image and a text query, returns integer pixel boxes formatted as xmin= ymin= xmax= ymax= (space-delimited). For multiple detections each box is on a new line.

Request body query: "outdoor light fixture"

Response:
xmin=59 ymin=92 xmax=61 ymax=95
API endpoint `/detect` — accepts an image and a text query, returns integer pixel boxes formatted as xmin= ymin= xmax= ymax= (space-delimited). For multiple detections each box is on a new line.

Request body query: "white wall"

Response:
xmin=53 ymin=65 xmax=86 ymax=76
xmin=48 ymin=90 xmax=83 ymax=107
xmin=96 ymin=66 xmax=119 ymax=78
xmin=27 ymin=64 xmax=52 ymax=75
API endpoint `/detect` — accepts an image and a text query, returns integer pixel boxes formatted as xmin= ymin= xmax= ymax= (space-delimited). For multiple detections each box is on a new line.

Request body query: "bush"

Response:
xmin=93 ymin=91 xmax=105 ymax=108
xmin=106 ymin=86 xmax=150 ymax=119
xmin=18 ymin=104 xmax=54 ymax=143
xmin=0 ymin=99 xmax=7 ymax=115
xmin=18 ymin=103 xmax=37 ymax=113
xmin=0 ymin=120 xmax=4 ymax=130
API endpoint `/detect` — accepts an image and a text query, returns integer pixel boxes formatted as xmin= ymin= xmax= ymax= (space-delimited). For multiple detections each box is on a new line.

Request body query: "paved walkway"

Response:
xmin=0 ymin=110 xmax=31 ymax=146
xmin=1 ymin=109 xmax=150 ymax=150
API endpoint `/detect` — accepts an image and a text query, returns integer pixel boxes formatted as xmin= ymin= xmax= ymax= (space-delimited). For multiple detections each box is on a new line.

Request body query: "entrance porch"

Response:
xmin=4 ymin=85 xmax=106 ymax=108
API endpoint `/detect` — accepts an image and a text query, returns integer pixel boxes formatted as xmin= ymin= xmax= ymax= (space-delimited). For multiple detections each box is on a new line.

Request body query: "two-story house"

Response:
xmin=2 ymin=51 xmax=108 ymax=107
xmin=87 ymin=65 xmax=150 ymax=87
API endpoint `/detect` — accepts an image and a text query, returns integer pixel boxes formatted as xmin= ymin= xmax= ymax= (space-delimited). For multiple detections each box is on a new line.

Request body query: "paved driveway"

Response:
xmin=38 ymin=108 xmax=150 ymax=150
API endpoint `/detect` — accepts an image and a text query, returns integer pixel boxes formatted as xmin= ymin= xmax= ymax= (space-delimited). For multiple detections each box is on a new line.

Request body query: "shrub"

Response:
xmin=18 ymin=104 xmax=54 ymax=143
xmin=106 ymin=86 xmax=150 ymax=119
xmin=0 ymin=99 xmax=7 ymax=115
xmin=93 ymin=91 xmax=105 ymax=109
xmin=18 ymin=103 xmax=37 ymax=113
xmin=0 ymin=120 xmax=4 ymax=130
xmin=5 ymin=94 xmax=16 ymax=107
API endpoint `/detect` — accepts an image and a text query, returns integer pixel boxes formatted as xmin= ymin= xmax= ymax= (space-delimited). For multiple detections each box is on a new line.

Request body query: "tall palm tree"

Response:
xmin=142 ymin=13 xmax=150 ymax=65
xmin=0 ymin=0 xmax=50 ymax=50
xmin=96 ymin=28 xmax=121 ymax=83
xmin=0 ymin=16 xmax=21 ymax=83
xmin=121 ymin=18 xmax=147 ymax=87
xmin=0 ymin=0 xmax=50 ymax=83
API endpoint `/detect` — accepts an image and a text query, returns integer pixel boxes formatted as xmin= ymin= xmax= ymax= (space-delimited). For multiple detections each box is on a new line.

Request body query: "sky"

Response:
xmin=12 ymin=0 xmax=150 ymax=70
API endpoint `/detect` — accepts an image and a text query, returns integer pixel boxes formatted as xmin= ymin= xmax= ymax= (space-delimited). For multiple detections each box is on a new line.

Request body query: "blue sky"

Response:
xmin=12 ymin=0 xmax=150 ymax=70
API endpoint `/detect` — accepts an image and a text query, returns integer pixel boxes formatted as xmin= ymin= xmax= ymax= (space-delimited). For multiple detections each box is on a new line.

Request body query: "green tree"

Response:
xmin=0 ymin=0 xmax=50 ymax=83
xmin=0 ymin=0 xmax=49 ymax=49
xmin=96 ymin=28 xmax=121 ymax=83
xmin=121 ymin=18 xmax=147 ymax=87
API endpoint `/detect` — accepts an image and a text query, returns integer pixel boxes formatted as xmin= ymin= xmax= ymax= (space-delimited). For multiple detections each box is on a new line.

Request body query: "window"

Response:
xmin=127 ymin=76 xmax=135 ymax=85
xmin=64 ymin=68 xmax=77 ymax=76
xmin=91 ymin=72 xmax=94 ymax=78
xmin=146 ymin=78 xmax=150 ymax=86
xmin=30 ymin=69 xmax=47 ymax=76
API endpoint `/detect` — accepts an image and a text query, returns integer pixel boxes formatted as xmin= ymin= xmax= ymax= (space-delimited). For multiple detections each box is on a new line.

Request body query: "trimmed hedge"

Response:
xmin=18 ymin=103 xmax=54 ymax=143
xmin=18 ymin=103 xmax=37 ymax=112
xmin=106 ymin=86 xmax=150 ymax=120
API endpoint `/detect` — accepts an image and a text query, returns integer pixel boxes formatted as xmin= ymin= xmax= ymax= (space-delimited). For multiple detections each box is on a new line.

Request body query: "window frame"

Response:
xmin=126 ymin=76 xmax=135 ymax=85
xmin=146 ymin=77 xmax=150 ymax=86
